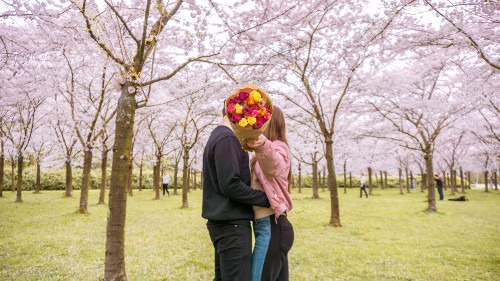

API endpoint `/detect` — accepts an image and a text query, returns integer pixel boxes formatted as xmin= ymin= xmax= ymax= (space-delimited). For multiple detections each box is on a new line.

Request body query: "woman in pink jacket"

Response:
xmin=248 ymin=106 xmax=294 ymax=281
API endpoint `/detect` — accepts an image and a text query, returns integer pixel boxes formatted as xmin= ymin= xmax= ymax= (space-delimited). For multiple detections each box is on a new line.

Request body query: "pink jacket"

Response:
xmin=253 ymin=139 xmax=293 ymax=220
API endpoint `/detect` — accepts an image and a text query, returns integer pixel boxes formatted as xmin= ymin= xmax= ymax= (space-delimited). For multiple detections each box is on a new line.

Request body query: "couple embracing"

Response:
xmin=202 ymin=103 xmax=294 ymax=281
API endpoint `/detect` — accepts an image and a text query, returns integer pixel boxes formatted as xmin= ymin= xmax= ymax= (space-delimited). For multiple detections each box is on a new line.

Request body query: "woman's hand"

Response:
xmin=247 ymin=135 xmax=267 ymax=148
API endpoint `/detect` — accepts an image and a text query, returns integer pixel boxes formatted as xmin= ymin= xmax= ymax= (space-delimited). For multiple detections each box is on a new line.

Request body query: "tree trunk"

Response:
xmin=453 ymin=170 xmax=458 ymax=194
xmin=424 ymin=153 xmax=437 ymax=211
xmin=449 ymin=169 xmax=454 ymax=195
xmin=410 ymin=170 xmax=414 ymax=190
xmin=379 ymin=170 xmax=384 ymax=189
xmin=484 ymin=171 xmax=489 ymax=192
xmin=318 ymin=170 xmax=322 ymax=193
xmin=443 ymin=172 xmax=448 ymax=191
xmin=375 ymin=172 xmax=378 ymax=188
xmin=138 ymin=162 xmax=143 ymax=191
xmin=15 ymin=154 xmax=23 ymax=202
xmin=11 ymin=158 xmax=15 ymax=192
xmin=65 ymin=160 xmax=73 ymax=197
xmin=182 ymin=148 xmax=189 ymax=208
xmin=35 ymin=161 xmax=41 ymax=193
xmin=104 ymin=83 xmax=136 ymax=281
xmin=153 ymin=162 xmax=157 ymax=194
xmin=0 ymin=154 xmax=3 ymax=197
xmin=398 ymin=168 xmax=403 ymax=195
xmin=384 ymin=171 xmax=388 ymax=190
xmin=368 ymin=167 xmax=373 ymax=195
xmin=343 ymin=160 xmax=347 ymax=194
xmin=460 ymin=168 xmax=465 ymax=193
xmin=405 ymin=168 xmax=410 ymax=193
xmin=494 ymin=171 xmax=498 ymax=191
xmin=298 ymin=162 xmax=302 ymax=193
xmin=79 ymin=149 xmax=93 ymax=213
xmin=127 ymin=160 xmax=133 ymax=197
xmin=154 ymin=162 xmax=160 ymax=199
xmin=99 ymin=149 xmax=108 ymax=205
xmin=325 ymin=139 xmax=341 ymax=227
xmin=312 ymin=160 xmax=319 ymax=199
xmin=322 ymin=168 xmax=326 ymax=192
xmin=173 ymin=163 xmax=179 ymax=195
xmin=349 ymin=172 xmax=352 ymax=189
xmin=193 ymin=169 xmax=197 ymax=190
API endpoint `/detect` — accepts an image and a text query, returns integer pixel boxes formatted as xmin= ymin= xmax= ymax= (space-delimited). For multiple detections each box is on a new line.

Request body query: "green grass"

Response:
xmin=1 ymin=188 xmax=499 ymax=280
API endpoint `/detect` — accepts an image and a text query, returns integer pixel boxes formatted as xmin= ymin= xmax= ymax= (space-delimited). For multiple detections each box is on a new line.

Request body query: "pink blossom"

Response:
xmin=251 ymin=110 xmax=258 ymax=117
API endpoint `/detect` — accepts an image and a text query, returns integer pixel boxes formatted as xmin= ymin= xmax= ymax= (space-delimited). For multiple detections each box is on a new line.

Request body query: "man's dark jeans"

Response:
xmin=437 ymin=184 xmax=444 ymax=200
xmin=207 ymin=223 xmax=252 ymax=281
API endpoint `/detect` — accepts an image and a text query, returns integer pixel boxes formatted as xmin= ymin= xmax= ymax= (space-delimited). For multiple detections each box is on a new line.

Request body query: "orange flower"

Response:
xmin=245 ymin=97 xmax=255 ymax=105
xmin=258 ymin=108 xmax=267 ymax=116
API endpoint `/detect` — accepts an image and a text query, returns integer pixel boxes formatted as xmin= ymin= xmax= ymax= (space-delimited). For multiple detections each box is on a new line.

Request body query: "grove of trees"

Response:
xmin=1 ymin=0 xmax=498 ymax=280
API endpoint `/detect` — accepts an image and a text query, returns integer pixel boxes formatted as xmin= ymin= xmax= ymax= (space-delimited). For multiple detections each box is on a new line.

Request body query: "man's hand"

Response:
xmin=247 ymin=135 xmax=266 ymax=148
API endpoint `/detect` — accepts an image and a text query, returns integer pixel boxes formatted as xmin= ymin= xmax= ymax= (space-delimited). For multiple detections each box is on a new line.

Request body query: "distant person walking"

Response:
xmin=162 ymin=171 xmax=170 ymax=198
xmin=360 ymin=173 xmax=368 ymax=198
xmin=434 ymin=171 xmax=444 ymax=201
xmin=411 ymin=177 xmax=416 ymax=189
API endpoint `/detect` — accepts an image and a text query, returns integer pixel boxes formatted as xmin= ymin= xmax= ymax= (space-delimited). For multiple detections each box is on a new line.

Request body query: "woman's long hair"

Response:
xmin=252 ymin=106 xmax=292 ymax=193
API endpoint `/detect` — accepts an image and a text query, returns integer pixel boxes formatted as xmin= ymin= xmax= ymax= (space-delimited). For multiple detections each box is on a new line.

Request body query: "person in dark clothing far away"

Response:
xmin=202 ymin=107 xmax=270 ymax=281
xmin=435 ymin=171 xmax=444 ymax=201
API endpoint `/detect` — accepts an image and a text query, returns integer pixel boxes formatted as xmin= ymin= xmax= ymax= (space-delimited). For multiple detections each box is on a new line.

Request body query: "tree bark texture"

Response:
xmin=424 ymin=153 xmax=437 ymax=211
xmin=182 ymin=148 xmax=189 ymax=208
xmin=15 ymin=155 xmax=23 ymax=202
xmin=127 ymin=161 xmax=133 ymax=197
xmin=322 ymin=168 xmax=326 ymax=192
xmin=99 ymin=150 xmax=108 ymax=205
xmin=325 ymin=140 xmax=341 ymax=227
xmin=104 ymin=83 xmax=136 ymax=281
xmin=154 ymin=163 xmax=160 ymax=199
xmin=467 ymin=171 xmax=471 ymax=189
xmin=65 ymin=160 xmax=73 ymax=197
xmin=349 ymin=172 xmax=352 ymax=189
xmin=79 ymin=149 xmax=93 ymax=213
xmin=312 ymin=161 xmax=319 ymax=199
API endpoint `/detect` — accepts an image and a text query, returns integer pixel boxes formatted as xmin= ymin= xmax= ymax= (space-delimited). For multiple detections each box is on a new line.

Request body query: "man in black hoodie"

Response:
xmin=202 ymin=108 xmax=270 ymax=281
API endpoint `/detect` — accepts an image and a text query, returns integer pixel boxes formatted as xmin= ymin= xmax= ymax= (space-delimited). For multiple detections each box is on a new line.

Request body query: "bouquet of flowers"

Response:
xmin=225 ymin=83 xmax=273 ymax=151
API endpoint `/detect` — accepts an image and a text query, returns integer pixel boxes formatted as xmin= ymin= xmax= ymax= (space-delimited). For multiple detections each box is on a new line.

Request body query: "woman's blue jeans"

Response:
xmin=251 ymin=215 xmax=271 ymax=281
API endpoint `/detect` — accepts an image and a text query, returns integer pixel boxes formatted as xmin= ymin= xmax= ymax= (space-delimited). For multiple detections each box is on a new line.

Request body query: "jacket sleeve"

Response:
xmin=254 ymin=139 xmax=289 ymax=178
xmin=214 ymin=136 xmax=270 ymax=207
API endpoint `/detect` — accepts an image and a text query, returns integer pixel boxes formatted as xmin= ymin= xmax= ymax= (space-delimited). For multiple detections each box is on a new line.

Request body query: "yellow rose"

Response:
xmin=234 ymin=103 xmax=242 ymax=114
xmin=239 ymin=118 xmax=248 ymax=127
xmin=250 ymin=91 xmax=262 ymax=102
xmin=247 ymin=116 xmax=256 ymax=126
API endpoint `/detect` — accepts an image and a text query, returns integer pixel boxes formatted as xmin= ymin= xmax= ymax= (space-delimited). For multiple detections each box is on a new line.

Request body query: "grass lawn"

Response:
xmin=1 ymin=187 xmax=499 ymax=280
